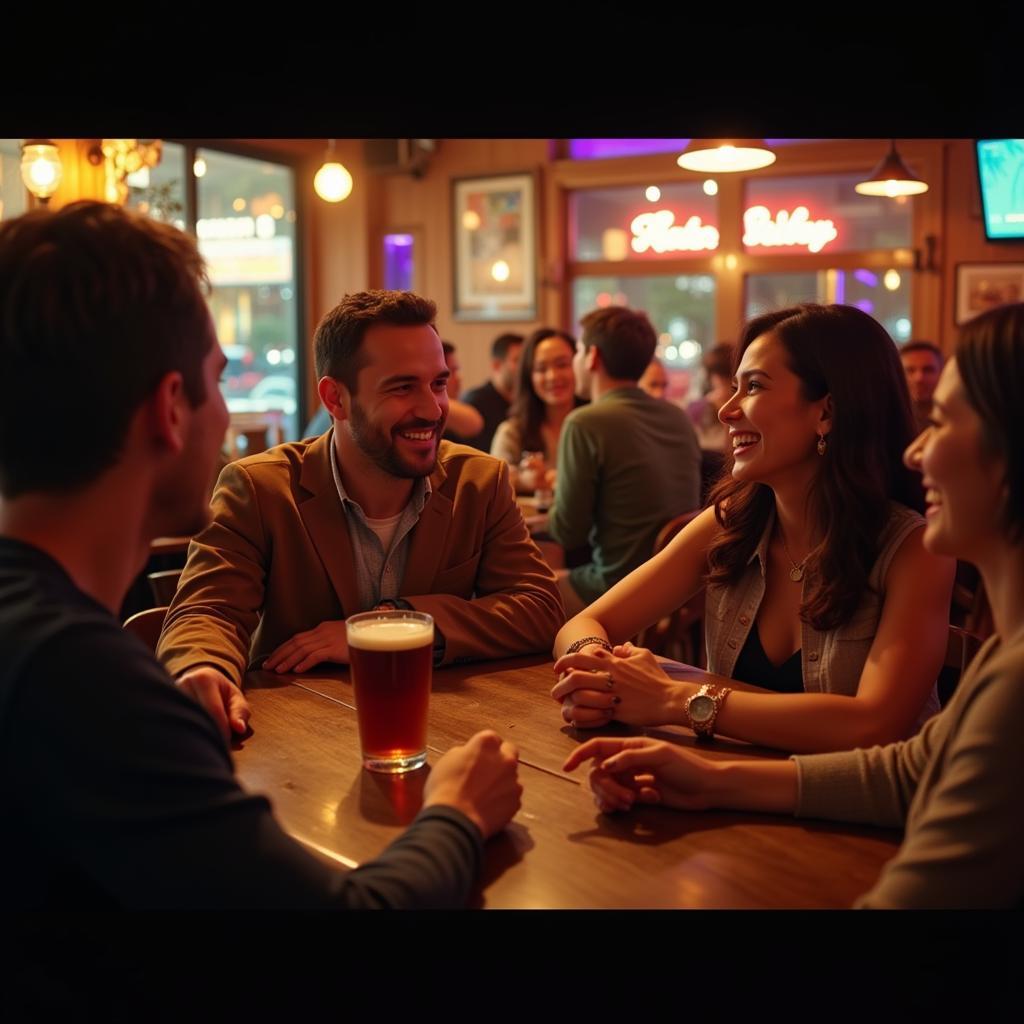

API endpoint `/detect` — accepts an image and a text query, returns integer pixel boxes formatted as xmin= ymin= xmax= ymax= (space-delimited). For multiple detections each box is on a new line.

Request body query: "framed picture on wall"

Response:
xmin=452 ymin=172 xmax=537 ymax=321
xmin=955 ymin=262 xmax=1024 ymax=324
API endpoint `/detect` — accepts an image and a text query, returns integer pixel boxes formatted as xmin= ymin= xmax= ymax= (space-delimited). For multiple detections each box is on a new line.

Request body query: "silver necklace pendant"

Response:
xmin=789 ymin=565 xmax=804 ymax=582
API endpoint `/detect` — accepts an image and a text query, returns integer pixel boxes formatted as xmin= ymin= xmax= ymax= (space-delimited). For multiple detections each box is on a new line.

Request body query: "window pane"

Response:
xmin=743 ymin=173 xmax=912 ymax=255
xmin=745 ymin=269 xmax=913 ymax=341
xmin=124 ymin=141 xmax=187 ymax=229
xmin=571 ymin=182 xmax=717 ymax=262
xmin=197 ymin=148 xmax=300 ymax=441
xmin=0 ymin=139 xmax=29 ymax=221
xmin=572 ymin=274 xmax=716 ymax=402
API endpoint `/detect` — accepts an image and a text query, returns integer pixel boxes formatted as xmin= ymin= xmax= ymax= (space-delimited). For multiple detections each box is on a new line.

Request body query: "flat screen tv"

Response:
xmin=976 ymin=139 xmax=1024 ymax=241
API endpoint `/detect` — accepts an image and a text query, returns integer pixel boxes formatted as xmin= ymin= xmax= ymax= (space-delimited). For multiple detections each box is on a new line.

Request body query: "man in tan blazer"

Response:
xmin=158 ymin=290 xmax=564 ymax=737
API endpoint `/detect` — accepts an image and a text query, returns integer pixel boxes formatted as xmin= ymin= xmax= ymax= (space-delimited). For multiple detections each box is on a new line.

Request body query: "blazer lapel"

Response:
xmin=401 ymin=458 xmax=452 ymax=595
xmin=297 ymin=431 xmax=362 ymax=615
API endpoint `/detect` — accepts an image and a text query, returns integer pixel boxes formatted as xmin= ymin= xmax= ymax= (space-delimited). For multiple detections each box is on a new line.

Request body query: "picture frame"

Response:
xmin=452 ymin=172 xmax=537 ymax=321
xmin=955 ymin=262 xmax=1024 ymax=325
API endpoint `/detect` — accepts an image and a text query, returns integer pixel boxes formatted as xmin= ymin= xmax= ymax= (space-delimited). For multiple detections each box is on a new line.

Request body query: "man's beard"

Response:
xmin=349 ymin=399 xmax=444 ymax=479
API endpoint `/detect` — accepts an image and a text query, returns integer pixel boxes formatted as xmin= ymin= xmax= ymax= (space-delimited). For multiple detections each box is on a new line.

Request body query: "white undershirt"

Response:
xmin=363 ymin=511 xmax=403 ymax=557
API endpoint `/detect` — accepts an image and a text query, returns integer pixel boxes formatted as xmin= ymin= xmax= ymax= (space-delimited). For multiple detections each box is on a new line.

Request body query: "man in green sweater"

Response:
xmin=547 ymin=306 xmax=702 ymax=615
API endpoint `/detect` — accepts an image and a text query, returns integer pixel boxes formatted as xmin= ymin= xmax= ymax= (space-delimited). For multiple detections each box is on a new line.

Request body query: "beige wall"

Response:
xmin=36 ymin=137 xmax=1024 ymax=419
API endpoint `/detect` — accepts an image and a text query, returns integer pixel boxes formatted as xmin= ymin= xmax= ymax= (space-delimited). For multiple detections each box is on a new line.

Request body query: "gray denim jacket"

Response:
xmin=705 ymin=501 xmax=940 ymax=728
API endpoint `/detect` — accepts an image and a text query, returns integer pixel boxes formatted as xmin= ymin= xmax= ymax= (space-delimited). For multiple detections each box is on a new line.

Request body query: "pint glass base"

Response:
xmin=362 ymin=749 xmax=428 ymax=774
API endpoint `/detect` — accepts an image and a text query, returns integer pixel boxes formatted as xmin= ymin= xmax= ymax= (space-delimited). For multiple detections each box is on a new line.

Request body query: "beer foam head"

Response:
xmin=347 ymin=617 xmax=434 ymax=651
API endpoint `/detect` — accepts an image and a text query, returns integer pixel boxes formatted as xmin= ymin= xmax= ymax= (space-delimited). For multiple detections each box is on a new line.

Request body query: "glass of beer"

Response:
xmin=346 ymin=610 xmax=434 ymax=773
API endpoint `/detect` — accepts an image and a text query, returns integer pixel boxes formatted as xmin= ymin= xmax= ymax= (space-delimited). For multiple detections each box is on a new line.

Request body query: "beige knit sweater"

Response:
xmin=794 ymin=624 xmax=1024 ymax=908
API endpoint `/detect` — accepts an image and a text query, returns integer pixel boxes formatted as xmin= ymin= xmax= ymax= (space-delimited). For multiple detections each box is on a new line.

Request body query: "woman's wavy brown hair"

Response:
xmin=705 ymin=303 xmax=924 ymax=631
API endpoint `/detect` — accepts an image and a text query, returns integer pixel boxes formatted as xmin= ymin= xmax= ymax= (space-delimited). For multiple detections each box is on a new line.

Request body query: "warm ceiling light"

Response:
xmin=20 ymin=140 xmax=63 ymax=203
xmin=677 ymin=139 xmax=776 ymax=173
xmin=314 ymin=139 xmax=353 ymax=203
xmin=854 ymin=141 xmax=928 ymax=197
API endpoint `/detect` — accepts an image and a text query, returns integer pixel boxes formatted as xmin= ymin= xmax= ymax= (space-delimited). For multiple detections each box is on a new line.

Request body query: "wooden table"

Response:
xmin=235 ymin=657 xmax=900 ymax=908
xmin=150 ymin=535 xmax=192 ymax=557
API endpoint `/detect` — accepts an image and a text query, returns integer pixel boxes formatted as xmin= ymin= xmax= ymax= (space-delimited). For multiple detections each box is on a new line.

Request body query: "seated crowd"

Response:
xmin=0 ymin=201 xmax=1020 ymax=910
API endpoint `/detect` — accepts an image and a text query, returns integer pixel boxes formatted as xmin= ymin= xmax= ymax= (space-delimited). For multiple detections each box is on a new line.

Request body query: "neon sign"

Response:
xmin=627 ymin=206 xmax=839 ymax=255
xmin=630 ymin=210 xmax=719 ymax=254
xmin=742 ymin=205 xmax=837 ymax=253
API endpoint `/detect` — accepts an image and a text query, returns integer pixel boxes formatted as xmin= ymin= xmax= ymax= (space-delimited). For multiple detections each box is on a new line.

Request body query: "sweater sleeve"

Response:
xmin=547 ymin=416 xmax=598 ymax=551
xmin=855 ymin=644 xmax=1024 ymax=908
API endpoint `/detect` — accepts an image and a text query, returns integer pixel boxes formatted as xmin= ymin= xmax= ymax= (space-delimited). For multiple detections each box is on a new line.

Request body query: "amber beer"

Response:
xmin=346 ymin=611 xmax=434 ymax=773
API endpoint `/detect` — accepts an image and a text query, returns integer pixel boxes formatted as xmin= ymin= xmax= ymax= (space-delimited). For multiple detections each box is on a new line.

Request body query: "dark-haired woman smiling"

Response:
xmin=553 ymin=304 xmax=954 ymax=754
xmin=491 ymin=328 xmax=584 ymax=493
xmin=563 ymin=302 xmax=1024 ymax=907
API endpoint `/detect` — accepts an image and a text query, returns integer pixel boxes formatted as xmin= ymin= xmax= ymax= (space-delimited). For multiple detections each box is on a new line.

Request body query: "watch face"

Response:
xmin=689 ymin=695 xmax=715 ymax=724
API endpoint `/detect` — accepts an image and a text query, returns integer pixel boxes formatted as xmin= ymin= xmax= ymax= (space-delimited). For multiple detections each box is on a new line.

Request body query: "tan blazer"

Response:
xmin=158 ymin=433 xmax=564 ymax=685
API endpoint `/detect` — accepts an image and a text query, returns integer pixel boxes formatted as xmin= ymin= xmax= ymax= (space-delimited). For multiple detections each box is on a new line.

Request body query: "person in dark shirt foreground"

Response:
xmin=0 ymin=201 xmax=521 ymax=909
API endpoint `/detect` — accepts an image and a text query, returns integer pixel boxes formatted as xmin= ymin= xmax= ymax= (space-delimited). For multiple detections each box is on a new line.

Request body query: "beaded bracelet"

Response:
xmin=565 ymin=635 xmax=613 ymax=655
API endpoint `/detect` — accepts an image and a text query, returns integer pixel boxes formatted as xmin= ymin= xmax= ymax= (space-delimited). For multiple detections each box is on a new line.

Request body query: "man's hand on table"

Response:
xmin=176 ymin=666 xmax=251 ymax=744
xmin=424 ymin=730 xmax=522 ymax=840
xmin=263 ymin=620 xmax=349 ymax=674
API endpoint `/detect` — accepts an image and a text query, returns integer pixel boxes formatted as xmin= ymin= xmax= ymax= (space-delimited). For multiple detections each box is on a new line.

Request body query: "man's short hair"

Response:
xmin=0 ymin=201 xmax=211 ymax=499
xmin=490 ymin=332 xmax=524 ymax=361
xmin=579 ymin=306 xmax=657 ymax=381
xmin=900 ymin=339 xmax=944 ymax=364
xmin=314 ymin=290 xmax=437 ymax=392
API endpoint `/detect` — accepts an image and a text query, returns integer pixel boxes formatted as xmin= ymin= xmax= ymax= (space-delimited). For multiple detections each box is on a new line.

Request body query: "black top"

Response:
xmin=731 ymin=623 xmax=804 ymax=694
xmin=459 ymin=381 xmax=510 ymax=453
xmin=0 ymin=537 xmax=482 ymax=909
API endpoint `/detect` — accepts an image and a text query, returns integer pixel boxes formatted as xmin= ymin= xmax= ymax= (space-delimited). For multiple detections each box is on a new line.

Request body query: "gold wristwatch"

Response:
xmin=685 ymin=683 xmax=732 ymax=740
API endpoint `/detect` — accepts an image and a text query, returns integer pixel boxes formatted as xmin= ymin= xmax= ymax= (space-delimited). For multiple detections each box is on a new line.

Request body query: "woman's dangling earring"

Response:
xmin=817 ymin=433 xmax=827 ymax=456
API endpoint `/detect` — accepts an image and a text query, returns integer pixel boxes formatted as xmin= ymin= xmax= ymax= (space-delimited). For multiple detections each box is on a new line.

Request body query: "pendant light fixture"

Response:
xmin=676 ymin=139 xmax=776 ymax=173
xmin=313 ymin=139 xmax=353 ymax=203
xmin=20 ymin=139 xmax=64 ymax=204
xmin=854 ymin=140 xmax=928 ymax=197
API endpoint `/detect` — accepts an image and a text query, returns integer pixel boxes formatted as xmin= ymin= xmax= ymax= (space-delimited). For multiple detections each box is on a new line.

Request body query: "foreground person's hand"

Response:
xmin=552 ymin=641 xmax=687 ymax=728
xmin=264 ymin=620 xmax=349 ymax=673
xmin=563 ymin=737 xmax=713 ymax=813
xmin=176 ymin=665 xmax=251 ymax=743
xmin=424 ymin=730 xmax=522 ymax=840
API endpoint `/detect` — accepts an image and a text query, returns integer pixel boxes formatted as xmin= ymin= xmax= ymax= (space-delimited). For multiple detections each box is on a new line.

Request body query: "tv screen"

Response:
xmin=976 ymin=139 xmax=1024 ymax=241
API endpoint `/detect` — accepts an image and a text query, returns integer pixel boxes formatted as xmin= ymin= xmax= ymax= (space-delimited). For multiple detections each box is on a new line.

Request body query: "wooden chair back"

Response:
xmin=123 ymin=606 xmax=169 ymax=654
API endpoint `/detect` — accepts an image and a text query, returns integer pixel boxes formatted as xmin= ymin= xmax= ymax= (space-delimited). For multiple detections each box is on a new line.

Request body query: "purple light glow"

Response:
xmin=854 ymin=299 xmax=875 ymax=315
xmin=834 ymin=270 xmax=845 ymax=305
xmin=570 ymin=139 xmax=690 ymax=160
xmin=383 ymin=233 xmax=414 ymax=291
xmin=853 ymin=269 xmax=878 ymax=288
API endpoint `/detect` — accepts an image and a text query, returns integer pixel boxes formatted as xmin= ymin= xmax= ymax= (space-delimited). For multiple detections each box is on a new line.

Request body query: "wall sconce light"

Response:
xmin=855 ymin=140 xmax=928 ymax=197
xmin=677 ymin=139 xmax=776 ymax=173
xmin=314 ymin=139 xmax=353 ymax=203
xmin=86 ymin=139 xmax=164 ymax=205
xmin=20 ymin=140 xmax=63 ymax=204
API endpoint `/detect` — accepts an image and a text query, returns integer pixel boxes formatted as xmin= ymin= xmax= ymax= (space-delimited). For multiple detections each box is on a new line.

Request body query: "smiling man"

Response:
xmin=158 ymin=290 xmax=563 ymax=728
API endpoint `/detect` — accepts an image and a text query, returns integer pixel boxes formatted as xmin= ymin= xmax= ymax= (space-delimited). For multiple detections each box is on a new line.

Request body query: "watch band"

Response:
xmin=686 ymin=683 xmax=732 ymax=739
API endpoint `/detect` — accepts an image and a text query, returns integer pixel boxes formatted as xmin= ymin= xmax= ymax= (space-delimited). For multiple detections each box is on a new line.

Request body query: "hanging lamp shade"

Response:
xmin=676 ymin=139 xmax=776 ymax=173
xmin=854 ymin=141 xmax=928 ymax=197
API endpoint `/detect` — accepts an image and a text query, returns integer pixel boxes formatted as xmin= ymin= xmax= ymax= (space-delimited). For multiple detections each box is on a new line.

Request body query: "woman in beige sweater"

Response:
xmin=563 ymin=302 xmax=1024 ymax=908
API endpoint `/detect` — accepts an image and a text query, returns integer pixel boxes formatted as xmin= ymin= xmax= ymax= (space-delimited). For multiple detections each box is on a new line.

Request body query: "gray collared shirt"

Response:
xmin=329 ymin=432 xmax=431 ymax=612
